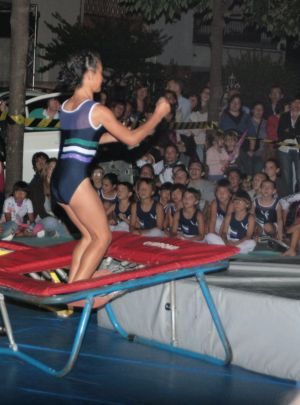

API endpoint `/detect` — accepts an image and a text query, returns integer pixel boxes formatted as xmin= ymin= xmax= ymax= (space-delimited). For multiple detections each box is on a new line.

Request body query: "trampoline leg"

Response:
xmin=105 ymin=278 xmax=232 ymax=366
xmin=0 ymin=294 xmax=18 ymax=351
xmin=196 ymin=273 xmax=232 ymax=364
xmin=0 ymin=296 xmax=94 ymax=377
xmin=105 ymin=303 xmax=129 ymax=339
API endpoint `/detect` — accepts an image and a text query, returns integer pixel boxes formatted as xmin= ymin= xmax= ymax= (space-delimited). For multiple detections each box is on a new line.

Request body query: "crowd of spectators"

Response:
xmin=1 ymin=78 xmax=300 ymax=256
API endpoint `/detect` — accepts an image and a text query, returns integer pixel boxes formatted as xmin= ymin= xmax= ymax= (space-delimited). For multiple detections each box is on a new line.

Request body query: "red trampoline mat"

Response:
xmin=0 ymin=232 xmax=238 ymax=297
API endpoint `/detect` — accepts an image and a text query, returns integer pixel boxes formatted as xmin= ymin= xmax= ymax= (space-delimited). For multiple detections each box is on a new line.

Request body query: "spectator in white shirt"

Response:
xmin=1 ymin=181 xmax=35 ymax=240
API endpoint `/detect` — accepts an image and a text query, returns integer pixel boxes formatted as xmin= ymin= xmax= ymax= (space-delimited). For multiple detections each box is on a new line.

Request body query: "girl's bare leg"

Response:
xmin=283 ymin=225 xmax=300 ymax=256
xmin=62 ymin=178 xmax=111 ymax=282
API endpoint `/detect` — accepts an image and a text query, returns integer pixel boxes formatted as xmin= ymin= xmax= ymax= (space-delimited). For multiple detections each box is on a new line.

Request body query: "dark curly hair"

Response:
xmin=58 ymin=50 xmax=101 ymax=91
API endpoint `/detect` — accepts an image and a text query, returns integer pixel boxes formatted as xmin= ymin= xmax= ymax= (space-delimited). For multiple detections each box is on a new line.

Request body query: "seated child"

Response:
xmin=158 ymin=182 xmax=172 ymax=214
xmin=172 ymin=167 xmax=190 ymax=186
xmin=252 ymin=179 xmax=283 ymax=241
xmin=110 ymin=182 xmax=133 ymax=232
xmin=248 ymin=172 xmax=268 ymax=201
xmin=188 ymin=160 xmax=215 ymax=204
xmin=207 ymin=179 xmax=233 ymax=235
xmin=164 ymin=183 xmax=185 ymax=232
xmin=263 ymin=158 xmax=284 ymax=198
xmin=1 ymin=181 xmax=36 ymax=240
xmin=283 ymin=199 xmax=300 ymax=256
xmin=206 ymin=190 xmax=256 ymax=254
xmin=170 ymin=188 xmax=205 ymax=241
xmin=206 ymin=131 xmax=229 ymax=182
xmin=130 ymin=178 xmax=164 ymax=237
xmin=241 ymin=174 xmax=252 ymax=193
xmin=90 ymin=164 xmax=105 ymax=197
xmin=100 ymin=173 xmax=118 ymax=219
xmin=226 ymin=167 xmax=242 ymax=193
xmin=224 ymin=130 xmax=240 ymax=168
xmin=138 ymin=163 xmax=156 ymax=180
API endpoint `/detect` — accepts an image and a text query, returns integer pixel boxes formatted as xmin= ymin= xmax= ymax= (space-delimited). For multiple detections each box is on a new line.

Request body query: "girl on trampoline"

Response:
xmin=51 ymin=50 xmax=170 ymax=283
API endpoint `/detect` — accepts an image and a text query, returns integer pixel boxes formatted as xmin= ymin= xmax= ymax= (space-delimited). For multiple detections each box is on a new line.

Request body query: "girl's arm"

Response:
xmin=4 ymin=213 xmax=11 ymax=222
xmin=129 ymin=203 xmax=140 ymax=233
xmin=95 ymin=98 xmax=170 ymax=147
xmin=187 ymin=211 xmax=205 ymax=241
xmin=245 ymin=214 xmax=256 ymax=240
xmin=170 ymin=211 xmax=180 ymax=237
xmin=118 ymin=209 xmax=131 ymax=225
xmin=163 ymin=209 xmax=169 ymax=231
xmin=250 ymin=200 xmax=256 ymax=215
xmin=220 ymin=214 xmax=231 ymax=242
xmin=105 ymin=203 xmax=116 ymax=218
xmin=276 ymin=205 xmax=284 ymax=240
xmin=155 ymin=203 xmax=165 ymax=230
xmin=197 ymin=212 xmax=206 ymax=241
xmin=28 ymin=213 xmax=35 ymax=224
xmin=208 ymin=200 xmax=217 ymax=233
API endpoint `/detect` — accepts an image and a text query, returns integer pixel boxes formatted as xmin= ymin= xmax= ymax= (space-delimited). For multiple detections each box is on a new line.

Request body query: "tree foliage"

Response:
xmin=244 ymin=0 xmax=300 ymax=42
xmin=117 ymin=0 xmax=207 ymax=22
xmin=118 ymin=0 xmax=300 ymax=42
xmin=39 ymin=13 xmax=169 ymax=78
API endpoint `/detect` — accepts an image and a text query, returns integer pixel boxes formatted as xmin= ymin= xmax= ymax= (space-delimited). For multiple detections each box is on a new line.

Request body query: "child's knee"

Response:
xmin=264 ymin=223 xmax=275 ymax=236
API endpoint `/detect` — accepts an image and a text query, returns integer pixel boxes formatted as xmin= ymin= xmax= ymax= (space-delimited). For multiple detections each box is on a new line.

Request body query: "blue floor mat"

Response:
xmin=0 ymin=302 xmax=299 ymax=405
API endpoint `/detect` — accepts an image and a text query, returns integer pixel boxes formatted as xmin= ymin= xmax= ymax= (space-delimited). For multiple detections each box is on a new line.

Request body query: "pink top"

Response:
xmin=206 ymin=147 xmax=229 ymax=176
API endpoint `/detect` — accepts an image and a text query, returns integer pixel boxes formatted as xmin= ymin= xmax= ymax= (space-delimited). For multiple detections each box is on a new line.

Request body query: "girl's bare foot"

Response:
xmin=283 ymin=248 xmax=297 ymax=257
xmin=68 ymin=290 xmax=122 ymax=309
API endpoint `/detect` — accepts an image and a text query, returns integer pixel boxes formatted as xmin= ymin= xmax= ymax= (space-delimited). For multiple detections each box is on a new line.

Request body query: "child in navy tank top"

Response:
xmin=164 ymin=183 xmax=185 ymax=232
xmin=130 ymin=178 xmax=164 ymax=236
xmin=208 ymin=179 xmax=233 ymax=235
xmin=206 ymin=190 xmax=256 ymax=254
xmin=252 ymin=179 xmax=283 ymax=241
xmin=171 ymin=188 xmax=205 ymax=241
xmin=109 ymin=182 xmax=133 ymax=232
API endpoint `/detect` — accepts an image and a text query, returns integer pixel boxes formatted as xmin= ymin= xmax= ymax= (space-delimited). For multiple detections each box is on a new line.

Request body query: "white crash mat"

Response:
xmin=98 ymin=272 xmax=300 ymax=381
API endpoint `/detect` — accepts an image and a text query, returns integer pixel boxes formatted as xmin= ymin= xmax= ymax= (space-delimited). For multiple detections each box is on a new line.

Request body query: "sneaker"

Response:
xmin=1 ymin=233 xmax=15 ymax=241
xmin=267 ymin=238 xmax=289 ymax=253
xmin=32 ymin=223 xmax=44 ymax=236
xmin=37 ymin=230 xmax=45 ymax=238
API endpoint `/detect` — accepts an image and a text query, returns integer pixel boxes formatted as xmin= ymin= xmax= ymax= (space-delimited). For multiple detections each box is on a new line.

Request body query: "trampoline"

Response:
xmin=0 ymin=232 xmax=238 ymax=377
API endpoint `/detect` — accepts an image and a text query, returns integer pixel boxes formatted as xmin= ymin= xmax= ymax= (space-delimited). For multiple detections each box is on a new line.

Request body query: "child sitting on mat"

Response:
xmin=164 ymin=183 xmax=185 ymax=233
xmin=1 ymin=181 xmax=40 ymax=240
xmin=251 ymin=179 xmax=283 ymax=242
xmin=100 ymin=173 xmax=118 ymax=220
xmin=130 ymin=178 xmax=165 ymax=237
xmin=207 ymin=190 xmax=256 ymax=254
xmin=207 ymin=179 xmax=233 ymax=237
xmin=170 ymin=187 xmax=205 ymax=242
xmin=282 ymin=196 xmax=300 ymax=256
xmin=109 ymin=182 xmax=133 ymax=232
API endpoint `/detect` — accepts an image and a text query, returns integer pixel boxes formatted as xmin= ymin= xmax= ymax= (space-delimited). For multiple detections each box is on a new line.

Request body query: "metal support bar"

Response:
xmin=105 ymin=269 xmax=232 ymax=366
xmin=197 ymin=273 xmax=232 ymax=364
xmin=0 ymin=296 xmax=94 ymax=377
xmin=0 ymin=294 xmax=18 ymax=351
xmin=170 ymin=281 xmax=177 ymax=346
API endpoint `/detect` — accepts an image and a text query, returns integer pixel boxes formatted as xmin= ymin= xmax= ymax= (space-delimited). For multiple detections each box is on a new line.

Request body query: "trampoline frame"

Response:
xmin=0 ymin=261 xmax=232 ymax=377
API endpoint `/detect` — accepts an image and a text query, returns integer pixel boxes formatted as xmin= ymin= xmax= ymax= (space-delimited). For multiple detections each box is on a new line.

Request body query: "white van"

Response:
xmin=22 ymin=92 xmax=134 ymax=183
xmin=23 ymin=92 xmax=66 ymax=181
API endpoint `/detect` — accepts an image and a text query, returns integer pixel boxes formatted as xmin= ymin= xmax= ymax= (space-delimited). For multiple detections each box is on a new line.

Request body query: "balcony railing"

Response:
xmin=193 ymin=15 xmax=277 ymax=49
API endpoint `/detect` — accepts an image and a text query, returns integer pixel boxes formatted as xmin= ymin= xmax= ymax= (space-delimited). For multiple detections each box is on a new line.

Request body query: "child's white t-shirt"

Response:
xmin=2 ymin=197 xmax=34 ymax=225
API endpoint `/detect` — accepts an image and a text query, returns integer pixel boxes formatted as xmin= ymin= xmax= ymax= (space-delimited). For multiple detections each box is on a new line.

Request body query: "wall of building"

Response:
xmin=153 ymin=9 xmax=284 ymax=71
xmin=0 ymin=0 xmax=82 ymax=88
xmin=34 ymin=0 xmax=82 ymax=87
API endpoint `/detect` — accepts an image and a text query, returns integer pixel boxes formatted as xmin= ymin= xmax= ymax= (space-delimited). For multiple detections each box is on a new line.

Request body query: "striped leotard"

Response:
xmin=51 ymin=99 xmax=104 ymax=204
